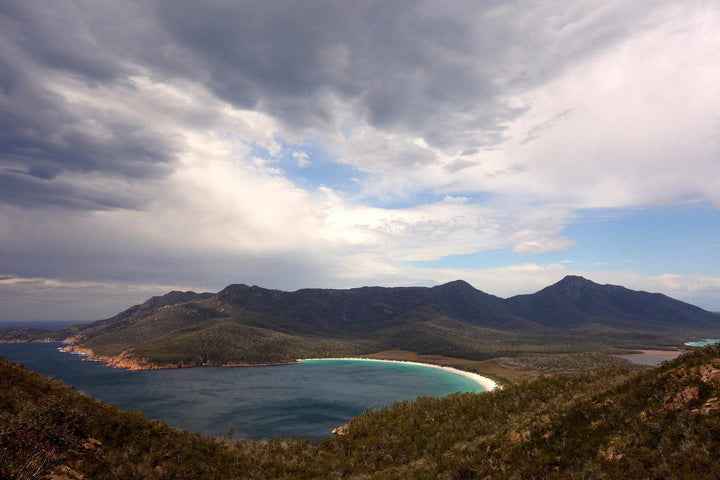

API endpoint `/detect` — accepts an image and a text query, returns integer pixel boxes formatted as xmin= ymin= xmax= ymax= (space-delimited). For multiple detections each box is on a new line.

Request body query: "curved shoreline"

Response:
xmin=298 ymin=357 xmax=500 ymax=392
xmin=52 ymin=342 xmax=500 ymax=390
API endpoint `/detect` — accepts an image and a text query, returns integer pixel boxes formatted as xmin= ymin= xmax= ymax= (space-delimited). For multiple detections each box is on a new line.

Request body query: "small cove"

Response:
xmin=685 ymin=339 xmax=720 ymax=348
xmin=0 ymin=342 xmax=483 ymax=439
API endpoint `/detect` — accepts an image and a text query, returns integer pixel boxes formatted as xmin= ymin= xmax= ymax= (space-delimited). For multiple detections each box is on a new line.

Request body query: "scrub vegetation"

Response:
xmin=3 ymin=346 xmax=720 ymax=479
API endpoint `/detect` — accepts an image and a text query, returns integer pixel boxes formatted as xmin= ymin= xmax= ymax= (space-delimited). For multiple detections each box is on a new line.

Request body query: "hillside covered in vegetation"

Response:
xmin=2 ymin=346 xmax=720 ymax=479
xmin=1 ymin=276 xmax=718 ymax=369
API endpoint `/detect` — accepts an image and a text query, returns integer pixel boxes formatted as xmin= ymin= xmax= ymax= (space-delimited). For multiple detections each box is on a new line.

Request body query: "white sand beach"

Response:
xmin=298 ymin=357 xmax=500 ymax=391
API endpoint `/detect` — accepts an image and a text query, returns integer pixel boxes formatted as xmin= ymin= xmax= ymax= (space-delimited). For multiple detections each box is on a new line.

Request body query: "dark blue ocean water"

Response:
xmin=0 ymin=343 xmax=482 ymax=439
xmin=0 ymin=320 xmax=89 ymax=330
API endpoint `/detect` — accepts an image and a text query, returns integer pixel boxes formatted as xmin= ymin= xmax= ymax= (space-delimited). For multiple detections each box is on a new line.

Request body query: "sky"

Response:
xmin=1 ymin=0 xmax=719 ymax=322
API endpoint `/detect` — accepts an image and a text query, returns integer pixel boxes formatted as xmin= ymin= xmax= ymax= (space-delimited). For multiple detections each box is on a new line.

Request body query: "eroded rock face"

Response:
xmin=332 ymin=423 xmax=349 ymax=435
xmin=664 ymin=386 xmax=700 ymax=411
xmin=60 ymin=345 xmax=164 ymax=370
xmin=698 ymin=364 xmax=720 ymax=387
xmin=662 ymin=360 xmax=720 ymax=414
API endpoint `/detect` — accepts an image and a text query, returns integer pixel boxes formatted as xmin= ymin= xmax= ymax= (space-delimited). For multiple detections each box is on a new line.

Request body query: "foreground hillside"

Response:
xmin=2 ymin=346 xmax=720 ymax=479
xmin=2 ymin=276 xmax=718 ymax=370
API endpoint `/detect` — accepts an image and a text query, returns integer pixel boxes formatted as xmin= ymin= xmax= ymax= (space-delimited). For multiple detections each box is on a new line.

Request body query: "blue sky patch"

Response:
xmin=410 ymin=201 xmax=720 ymax=276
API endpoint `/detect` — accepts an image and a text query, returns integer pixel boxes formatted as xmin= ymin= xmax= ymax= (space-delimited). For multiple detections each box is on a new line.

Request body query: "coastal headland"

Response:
xmin=58 ymin=344 xmax=299 ymax=371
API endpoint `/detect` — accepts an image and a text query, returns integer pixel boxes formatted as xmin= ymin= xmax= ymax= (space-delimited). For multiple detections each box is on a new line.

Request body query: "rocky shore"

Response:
xmin=58 ymin=344 xmax=299 ymax=370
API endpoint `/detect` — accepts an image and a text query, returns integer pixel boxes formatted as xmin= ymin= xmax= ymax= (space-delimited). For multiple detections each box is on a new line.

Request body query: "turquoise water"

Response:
xmin=0 ymin=343 xmax=483 ymax=439
xmin=685 ymin=339 xmax=720 ymax=347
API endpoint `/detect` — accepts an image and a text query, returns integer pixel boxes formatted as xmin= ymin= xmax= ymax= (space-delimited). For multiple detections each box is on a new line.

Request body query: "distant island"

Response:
xmin=2 ymin=275 xmax=718 ymax=382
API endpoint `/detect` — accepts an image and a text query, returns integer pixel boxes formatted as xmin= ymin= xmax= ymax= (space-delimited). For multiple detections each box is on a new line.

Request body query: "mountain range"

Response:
xmin=1 ymin=275 xmax=718 ymax=368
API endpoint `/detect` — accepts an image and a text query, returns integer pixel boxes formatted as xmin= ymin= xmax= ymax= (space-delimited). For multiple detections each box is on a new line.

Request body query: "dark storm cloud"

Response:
xmin=0 ymin=67 xmax=177 ymax=178
xmin=0 ymin=0 xmax=666 ymax=210
xmin=0 ymin=66 xmax=177 ymax=208
xmin=152 ymin=0 xmax=657 ymax=149
xmin=154 ymin=0 xmax=517 ymax=143
xmin=0 ymin=2 xmax=176 ymax=209
xmin=0 ymin=2 xmax=127 ymax=82
xmin=0 ymin=171 xmax=135 ymax=210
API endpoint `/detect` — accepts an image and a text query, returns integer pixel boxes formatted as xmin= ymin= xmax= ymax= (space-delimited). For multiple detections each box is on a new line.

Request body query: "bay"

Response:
xmin=0 ymin=342 xmax=482 ymax=439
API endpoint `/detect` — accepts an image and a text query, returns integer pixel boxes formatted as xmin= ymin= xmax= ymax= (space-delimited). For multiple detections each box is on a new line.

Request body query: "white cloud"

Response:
xmin=309 ymin=3 xmax=720 ymax=218
xmin=340 ymin=127 xmax=438 ymax=174
xmin=1 ymin=1 xmax=718 ymax=319
xmin=293 ymin=150 xmax=310 ymax=168
xmin=1 ymin=63 xmax=581 ymax=288
xmin=397 ymin=3 xmax=720 ymax=210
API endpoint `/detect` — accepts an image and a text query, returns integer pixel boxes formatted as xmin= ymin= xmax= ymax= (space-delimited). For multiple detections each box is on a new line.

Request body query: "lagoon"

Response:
xmin=0 ymin=342 xmax=483 ymax=439
xmin=685 ymin=339 xmax=720 ymax=348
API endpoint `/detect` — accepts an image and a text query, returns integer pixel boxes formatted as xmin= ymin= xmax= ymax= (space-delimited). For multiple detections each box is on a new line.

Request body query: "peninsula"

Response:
xmin=2 ymin=276 xmax=718 ymax=380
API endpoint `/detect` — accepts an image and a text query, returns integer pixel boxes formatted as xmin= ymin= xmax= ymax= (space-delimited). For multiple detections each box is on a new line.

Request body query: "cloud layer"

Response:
xmin=1 ymin=1 xmax=719 ymax=320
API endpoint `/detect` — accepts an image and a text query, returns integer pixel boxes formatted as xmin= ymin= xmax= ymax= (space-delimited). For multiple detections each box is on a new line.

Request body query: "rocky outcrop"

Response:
xmin=664 ymin=386 xmax=700 ymax=411
xmin=60 ymin=345 xmax=159 ymax=370
xmin=332 ymin=423 xmax=349 ymax=436
xmin=697 ymin=364 xmax=720 ymax=386
xmin=59 ymin=344 xmax=298 ymax=370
